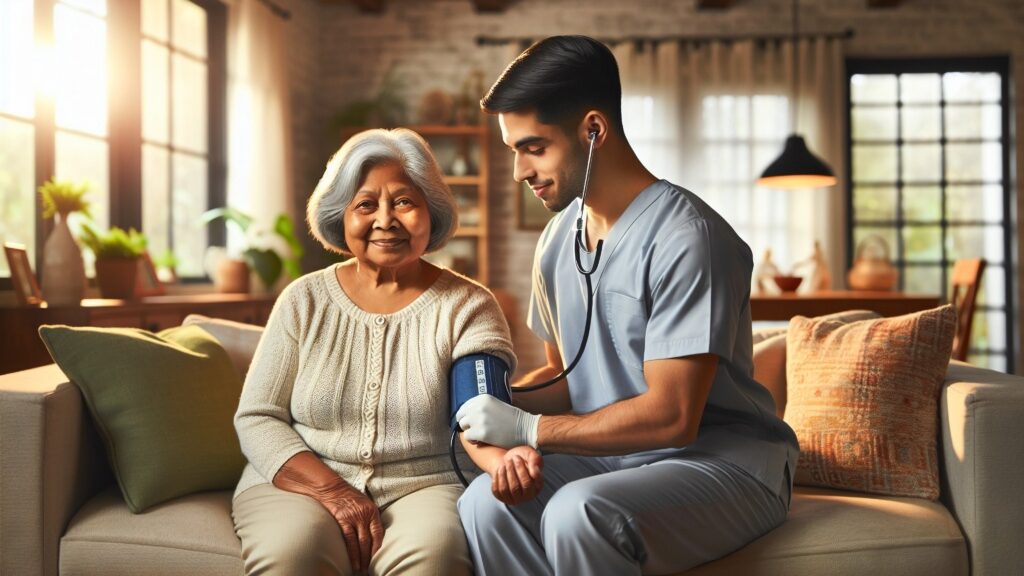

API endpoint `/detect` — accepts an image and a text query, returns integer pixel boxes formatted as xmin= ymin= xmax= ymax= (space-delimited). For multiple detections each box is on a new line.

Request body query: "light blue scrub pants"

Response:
xmin=458 ymin=452 xmax=788 ymax=575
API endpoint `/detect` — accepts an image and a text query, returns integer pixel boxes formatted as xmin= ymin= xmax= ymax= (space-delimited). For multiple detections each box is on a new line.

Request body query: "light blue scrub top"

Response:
xmin=528 ymin=179 xmax=799 ymax=499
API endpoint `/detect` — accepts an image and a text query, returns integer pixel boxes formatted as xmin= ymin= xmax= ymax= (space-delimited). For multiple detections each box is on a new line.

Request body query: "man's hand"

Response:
xmin=456 ymin=395 xmax=541 ymax=449
xmin=315 ymin=482 xmax=385 ymax=574
xmin=491 ymin=446 xmax=544 ymax=505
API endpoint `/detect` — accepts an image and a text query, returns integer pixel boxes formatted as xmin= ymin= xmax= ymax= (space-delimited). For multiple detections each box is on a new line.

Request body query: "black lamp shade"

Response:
xmin=757 ymin=134 xmax=837 ymax=189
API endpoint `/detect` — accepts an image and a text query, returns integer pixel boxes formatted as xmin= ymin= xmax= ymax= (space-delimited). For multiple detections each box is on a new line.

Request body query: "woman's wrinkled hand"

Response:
xmin=316 ymin=482 xmax=385 ymax=573
xmin=491 ymin=445 xmax=544 ymax=506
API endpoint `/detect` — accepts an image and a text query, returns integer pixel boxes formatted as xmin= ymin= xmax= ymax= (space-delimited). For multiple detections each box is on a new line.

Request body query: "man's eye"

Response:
xmin=526 ymin=147 xmax=544 ymax=156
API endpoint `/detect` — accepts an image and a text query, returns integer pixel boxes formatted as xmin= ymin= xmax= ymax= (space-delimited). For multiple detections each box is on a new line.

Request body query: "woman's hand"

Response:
xmin=490 ymin=445 xmax=544 ymax=506
xmin=315 ymin=481 xmax=385 ymax=574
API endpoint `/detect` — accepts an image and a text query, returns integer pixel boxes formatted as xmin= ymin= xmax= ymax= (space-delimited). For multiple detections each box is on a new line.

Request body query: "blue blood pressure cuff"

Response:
xmin=449 ymin=354 xmax=512 ymax=428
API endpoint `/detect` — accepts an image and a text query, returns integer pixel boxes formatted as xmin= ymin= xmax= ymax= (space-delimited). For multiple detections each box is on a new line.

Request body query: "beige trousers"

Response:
xmin=232 ymin=483 xmax=472 ymax=576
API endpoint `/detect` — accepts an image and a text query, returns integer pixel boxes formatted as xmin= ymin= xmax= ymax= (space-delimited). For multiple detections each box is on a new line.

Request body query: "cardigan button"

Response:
xmin=374 ymin=316 xmax=386 ymax=326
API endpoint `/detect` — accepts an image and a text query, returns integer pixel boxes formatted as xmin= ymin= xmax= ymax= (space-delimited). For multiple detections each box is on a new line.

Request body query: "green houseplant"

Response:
xmin=38 ymin=178 xmax=92 ymax=306
xmin=200 ymin=207 xmax=304 ymax=291
xmin=79 ymin=224 xmax=148 ymax=299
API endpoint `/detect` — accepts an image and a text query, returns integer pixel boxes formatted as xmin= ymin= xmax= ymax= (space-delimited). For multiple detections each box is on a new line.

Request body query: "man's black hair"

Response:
xmin=481 ymin=35 xmax=624 ymax=135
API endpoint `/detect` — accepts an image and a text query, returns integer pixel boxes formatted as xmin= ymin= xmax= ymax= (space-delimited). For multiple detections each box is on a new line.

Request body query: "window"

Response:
xmin=847 ymin=58 xmax=1014 ymax=371
xmin=0 ymin=0 xmax=225 ymax=285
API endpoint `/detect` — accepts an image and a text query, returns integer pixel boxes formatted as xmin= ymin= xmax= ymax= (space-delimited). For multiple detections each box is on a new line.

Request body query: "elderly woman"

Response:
xmin=231 ymin=128 xmax=515 ymax=576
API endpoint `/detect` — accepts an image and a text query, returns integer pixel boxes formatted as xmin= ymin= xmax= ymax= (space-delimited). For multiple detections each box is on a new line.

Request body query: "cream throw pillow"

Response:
xmin=785 ymin=305 xmax=956 ymax=500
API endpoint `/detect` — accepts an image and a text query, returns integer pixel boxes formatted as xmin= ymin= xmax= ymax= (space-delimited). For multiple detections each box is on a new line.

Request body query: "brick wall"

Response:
xmin=284 ymin=0 xmax=1024 ymax=374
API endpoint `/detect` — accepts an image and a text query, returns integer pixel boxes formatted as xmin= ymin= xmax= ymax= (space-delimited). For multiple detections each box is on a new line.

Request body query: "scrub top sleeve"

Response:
xmin=644 ymin=218 xmax=739 ymax=363
xmin=526 ymin=219 xmax=559 ymax=345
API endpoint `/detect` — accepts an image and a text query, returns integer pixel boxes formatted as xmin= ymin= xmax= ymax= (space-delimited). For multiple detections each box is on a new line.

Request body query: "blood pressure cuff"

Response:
xmin=449 ymin=354 xmax=512 ymax=428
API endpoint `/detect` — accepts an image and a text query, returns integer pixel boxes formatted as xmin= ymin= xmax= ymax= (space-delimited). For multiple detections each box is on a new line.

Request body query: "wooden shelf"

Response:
xmin=454 ymin=227 xmax=484 ymax=237
xmin=444 ymin=175 xmax=483 ymax=186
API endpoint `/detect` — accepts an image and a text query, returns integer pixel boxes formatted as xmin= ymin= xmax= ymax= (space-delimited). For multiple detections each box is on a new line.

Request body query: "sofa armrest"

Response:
xmin=940 ymin=361 xmax=1024 ymax=576
xmin=0 ymin=364 xmax=111 ymax=576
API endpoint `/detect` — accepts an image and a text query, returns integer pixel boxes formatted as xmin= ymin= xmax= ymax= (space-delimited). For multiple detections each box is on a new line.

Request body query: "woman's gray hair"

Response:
xmin=307 ymin=128 xmax=459 ymax=255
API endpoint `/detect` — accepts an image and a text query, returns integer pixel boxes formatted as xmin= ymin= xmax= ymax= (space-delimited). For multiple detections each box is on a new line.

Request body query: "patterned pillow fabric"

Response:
xmin=785 ymin=304 xmax=956 ymax=500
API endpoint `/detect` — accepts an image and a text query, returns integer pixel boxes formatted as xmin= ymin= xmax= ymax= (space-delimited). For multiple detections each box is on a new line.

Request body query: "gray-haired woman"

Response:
xmin=231 ymin=128 xmax=515 ymax=576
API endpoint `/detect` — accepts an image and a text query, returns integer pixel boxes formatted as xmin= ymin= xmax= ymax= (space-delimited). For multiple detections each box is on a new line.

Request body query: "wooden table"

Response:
xmin=750 ymin=290 xmax=942 ymax=321
xmin=0 ymin=293 xmax=277 ymax=375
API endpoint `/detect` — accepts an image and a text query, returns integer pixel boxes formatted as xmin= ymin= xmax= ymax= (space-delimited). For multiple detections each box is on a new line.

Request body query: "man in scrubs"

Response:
xmin=455 ymin=35 xmax=800 ymax=575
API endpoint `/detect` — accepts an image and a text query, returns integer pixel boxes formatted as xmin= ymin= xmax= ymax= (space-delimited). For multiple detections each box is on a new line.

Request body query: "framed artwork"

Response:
xmin=517 ymin=181 xmax=556 ymax=231
xmin=4 ymin=242 xmax=44 ymax=306
xmin=135 ymin=252 xmax=165 ymax=297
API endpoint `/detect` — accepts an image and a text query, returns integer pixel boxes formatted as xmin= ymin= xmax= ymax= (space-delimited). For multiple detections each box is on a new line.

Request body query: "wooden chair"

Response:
xmin=950 ymin=258 xmax=985 ymax=362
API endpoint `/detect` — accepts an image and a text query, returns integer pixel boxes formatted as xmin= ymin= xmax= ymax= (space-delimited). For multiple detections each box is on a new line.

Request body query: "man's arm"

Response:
xmin=537 ymin=354 xmax=718 ymax=455
xmin=510 ymin=342 xmax=572 ymax=415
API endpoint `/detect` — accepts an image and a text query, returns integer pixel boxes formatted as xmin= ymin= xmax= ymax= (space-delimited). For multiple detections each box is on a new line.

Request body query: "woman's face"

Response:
xmin=344 ymin=162 xmax=432 ymax=269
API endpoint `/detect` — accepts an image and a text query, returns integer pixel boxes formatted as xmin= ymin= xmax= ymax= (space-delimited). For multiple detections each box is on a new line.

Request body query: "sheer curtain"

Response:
xmin=225 ymin=0 xmax=293 ymax=249
xmin=616 ymin=37 xmax=846 ymax=287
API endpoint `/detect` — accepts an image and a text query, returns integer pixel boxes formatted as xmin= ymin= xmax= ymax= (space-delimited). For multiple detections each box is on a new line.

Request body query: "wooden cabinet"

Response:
xmin=342 ymin=122 xmax=491 ymax=283
xmin=0 ymin=293 xmax=276 ymax=375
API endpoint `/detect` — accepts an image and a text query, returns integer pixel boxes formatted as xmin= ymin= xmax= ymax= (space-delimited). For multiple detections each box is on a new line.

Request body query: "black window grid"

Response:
xmin=845 ymin=57 xmax=1014 ymax=372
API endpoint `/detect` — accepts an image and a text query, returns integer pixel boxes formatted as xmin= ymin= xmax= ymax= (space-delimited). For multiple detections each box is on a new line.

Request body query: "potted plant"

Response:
xmin=38 ymin=178 xmax=91 ymax=306
xmin=79 ymin=224 xmax=148 ymax=299
xmin=201 ymin=207 xmax=304 ymax=292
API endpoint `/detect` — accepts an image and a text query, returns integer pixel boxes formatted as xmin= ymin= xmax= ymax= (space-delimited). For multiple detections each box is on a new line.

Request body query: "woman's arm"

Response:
xmin=461 ymin=435 xmax=543 ymax=505
xmin=274 ymin=452 xmax=383 ymax=573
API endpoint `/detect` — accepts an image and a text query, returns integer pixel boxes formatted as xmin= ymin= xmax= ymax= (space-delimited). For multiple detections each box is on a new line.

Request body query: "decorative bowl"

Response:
xmin=773 ymin=275 xmax=803 ymax=293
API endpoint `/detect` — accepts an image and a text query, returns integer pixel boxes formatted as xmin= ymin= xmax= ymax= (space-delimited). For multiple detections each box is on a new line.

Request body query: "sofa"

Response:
xmin=2 ymin=316 xmax=1023 ymax=576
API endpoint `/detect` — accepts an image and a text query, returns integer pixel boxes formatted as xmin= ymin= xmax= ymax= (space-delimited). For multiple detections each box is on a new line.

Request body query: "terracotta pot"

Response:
xmin=215 ymin=258 xmax=250 ymax=293
xmin=41 ymin=212 xmax=86 ymax=306
xmin=95 ymin=258 xmax=140 ymax=300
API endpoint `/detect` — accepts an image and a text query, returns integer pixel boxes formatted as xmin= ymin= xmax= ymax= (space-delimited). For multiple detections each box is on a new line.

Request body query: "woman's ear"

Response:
xmin=578 ymin=111 xmax=609 ymax=148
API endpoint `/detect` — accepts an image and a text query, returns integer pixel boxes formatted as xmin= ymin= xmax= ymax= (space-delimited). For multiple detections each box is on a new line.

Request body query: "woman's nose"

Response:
xmin=374 ymin=204 xmax=397 ymax=229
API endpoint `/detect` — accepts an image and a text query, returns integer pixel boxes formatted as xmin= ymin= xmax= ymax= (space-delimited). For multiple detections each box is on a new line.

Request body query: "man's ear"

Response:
xmin=578 ymin=111 xmax=609 ymax=148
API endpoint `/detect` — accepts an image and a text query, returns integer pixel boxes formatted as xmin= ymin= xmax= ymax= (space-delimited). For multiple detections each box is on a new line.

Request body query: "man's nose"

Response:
xmin=512 ymin=153 xmax=535 ymax=184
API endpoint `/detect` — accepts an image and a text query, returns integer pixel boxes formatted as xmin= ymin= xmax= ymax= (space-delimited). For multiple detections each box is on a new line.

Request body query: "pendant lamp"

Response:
xmin=756 ymin=0 xmax=837 ymax=189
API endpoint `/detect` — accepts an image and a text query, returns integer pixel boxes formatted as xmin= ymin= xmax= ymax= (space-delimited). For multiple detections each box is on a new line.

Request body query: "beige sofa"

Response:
xmin=2 ymin=319 xmax=1023 ymax=576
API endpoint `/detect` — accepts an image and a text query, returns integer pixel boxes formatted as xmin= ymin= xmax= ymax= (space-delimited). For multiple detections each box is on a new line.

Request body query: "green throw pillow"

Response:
xmin=38 ymin=324 xmax=246 ymax=513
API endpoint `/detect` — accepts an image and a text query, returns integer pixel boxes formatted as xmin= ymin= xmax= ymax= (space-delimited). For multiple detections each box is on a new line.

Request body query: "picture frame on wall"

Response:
xmin=135 ymin=252 xmax=165 ymax=298
xmin=517 ymin=181 xmax=556 ymax=231
xmin=3 ymin=242 xmax=44 ymax=306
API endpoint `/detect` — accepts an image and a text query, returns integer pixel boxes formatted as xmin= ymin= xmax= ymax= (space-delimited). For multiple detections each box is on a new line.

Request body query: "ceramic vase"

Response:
xmin=40 ymin=212 xmax=86 ymax=306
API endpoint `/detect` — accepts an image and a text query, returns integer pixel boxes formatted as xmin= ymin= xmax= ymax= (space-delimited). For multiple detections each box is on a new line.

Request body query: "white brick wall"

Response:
xmin=285 ymin=0 xmax=1024 ymax=374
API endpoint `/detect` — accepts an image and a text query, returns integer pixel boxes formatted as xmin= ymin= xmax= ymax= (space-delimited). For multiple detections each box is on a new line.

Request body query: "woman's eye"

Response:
xmin=355 ymin=201 xmax=375 ymax=211
xmin=395 ymin=198 xmax=413 ymax=207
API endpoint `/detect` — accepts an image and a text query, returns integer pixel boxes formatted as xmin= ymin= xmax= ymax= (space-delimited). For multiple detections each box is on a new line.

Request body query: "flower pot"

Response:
xmin=95 ymin=257 xmax=140 ymax=300
xmin=41 ymin=212 xmax=86 ymax=306
xmin=215 ymin=258 xmax=250 ymax=293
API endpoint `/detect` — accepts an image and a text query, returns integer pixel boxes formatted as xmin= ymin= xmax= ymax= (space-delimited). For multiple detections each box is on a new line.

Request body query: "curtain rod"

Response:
xmin=257 ymin=0 xmax=291 ymax=20
xmin=476 ymin=29 xmax=854 ymax=47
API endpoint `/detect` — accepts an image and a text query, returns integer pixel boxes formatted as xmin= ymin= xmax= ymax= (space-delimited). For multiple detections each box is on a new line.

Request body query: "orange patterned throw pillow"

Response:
xmin=785 ymin=305 xmax=956 ymax=500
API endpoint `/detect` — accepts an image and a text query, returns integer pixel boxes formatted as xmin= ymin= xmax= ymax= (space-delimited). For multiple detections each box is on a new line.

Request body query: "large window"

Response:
xmin=847 ymin=58 xmax=1014 ymax=371
xmin=0 ymin=0 xmax=225 ymax=285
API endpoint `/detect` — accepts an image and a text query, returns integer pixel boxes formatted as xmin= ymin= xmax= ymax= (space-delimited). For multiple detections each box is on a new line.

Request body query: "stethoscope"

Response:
xmin=512 ymin=128 xmax=603 ymax=394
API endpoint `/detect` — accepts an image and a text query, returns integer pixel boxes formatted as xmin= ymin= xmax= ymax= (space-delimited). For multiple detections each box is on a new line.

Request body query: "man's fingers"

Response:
xmin=511 ymin=455 xmax=533 ymax=490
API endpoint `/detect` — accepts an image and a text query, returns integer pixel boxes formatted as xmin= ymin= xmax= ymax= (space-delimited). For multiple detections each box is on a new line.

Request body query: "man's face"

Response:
xmin=499 ymin=110 xmax=587 ymax=213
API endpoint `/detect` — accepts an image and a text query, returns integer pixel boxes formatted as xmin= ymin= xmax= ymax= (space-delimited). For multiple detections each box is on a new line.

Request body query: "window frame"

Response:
xmin=844 ymin=56 xmax=1015 ymax=372
xmin=0 ymin=0 xmax=225 ymax=290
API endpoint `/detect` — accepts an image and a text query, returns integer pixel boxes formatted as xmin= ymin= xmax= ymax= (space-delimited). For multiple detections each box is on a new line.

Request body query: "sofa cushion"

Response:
xmin=685 ymin=487 xmax=967 ymax=576
xmin=182 ymin=314 xmax=264 ymax=378
xmin=38 ymin=324 xmax=246 ymax=513
xmin=752 ymin=310 xmax=881 ymax=419
xmin=60 ymin=487 xmax=242 ymax=576
xmin=785 ymin=305 xmax=956 ymax=499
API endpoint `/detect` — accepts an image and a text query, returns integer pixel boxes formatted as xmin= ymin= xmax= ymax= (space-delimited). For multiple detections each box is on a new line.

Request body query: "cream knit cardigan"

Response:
xmin=233 ymin=265 xmax=516 ymax=507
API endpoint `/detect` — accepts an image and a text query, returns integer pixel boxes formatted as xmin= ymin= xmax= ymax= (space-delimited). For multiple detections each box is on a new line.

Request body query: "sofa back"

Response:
xmin=182 ymin=315 xmax=264 ymax=379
